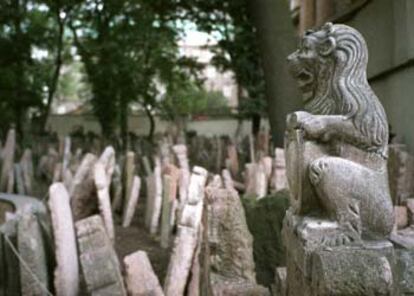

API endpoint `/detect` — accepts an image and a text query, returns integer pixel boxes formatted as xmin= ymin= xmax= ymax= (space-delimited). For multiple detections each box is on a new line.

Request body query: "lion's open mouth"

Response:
xmin=296 ymin=69 xmax=314 ymax=89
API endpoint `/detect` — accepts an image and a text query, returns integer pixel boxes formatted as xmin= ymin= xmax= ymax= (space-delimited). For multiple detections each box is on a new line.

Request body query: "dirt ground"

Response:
xmin=113 ymin=198 xmax=172 ymax=285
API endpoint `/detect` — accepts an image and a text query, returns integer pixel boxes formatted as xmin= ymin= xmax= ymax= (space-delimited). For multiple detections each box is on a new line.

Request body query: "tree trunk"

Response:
xmin=39 ymin=8 xmax=65 ymax=132
xmin=120 ymin=97 xmax=129 ymax=152
xmin=251 ymin=113 xmax=261 ymax=137
xmin=249 ymin=0 xmax=301 ymax=146
xmin=144 ymin=105 xmax=155 ymax=143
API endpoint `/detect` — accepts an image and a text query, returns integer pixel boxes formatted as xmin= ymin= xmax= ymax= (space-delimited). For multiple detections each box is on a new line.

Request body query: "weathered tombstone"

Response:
xmin=202 ymin=187 xmax=268 ymax=295
xmin=255 ymin=162 xmax=268 ymax=199
xmin=0 ymin=129 xmax=15 ymax=192
xmin=123 ymin=151 xmax=136 ymax=216
xmin=123 ymin=251 xmax=164 ymax=296
xmin=388 ymin=144 xmax=414 ymax=205
xmin=142 ymin=155 xmax=152 ymax=176
xmin=222 ymin=169 xmax=235 ymax=191
xmin=20 ymin=149 xmax=34 ymax=195
xmin=272 ymin=148 xmax=288 ymax=192
xmin=283 ymin=23 xmax=395 ymax=296
xmin=6 ymin=169 xmax=14 ymax=194
xmin=94 ymin=162 xmax=115 ymax=241
xmin=1 ymin=217 xmax=22 ymax=295
xmin=149 ymin=157 xmax=163 ymax=235
xmin=48 ymin=183 xmax=79 ymax=296
xmin=160 ymin=175 xmax=173 ymax=248
xmin=164 ymin=166 xmax=208 ymax=296
xmin=53 ymin=162 xmax=63 ymax=183
xmin=62 ymin=136 xmax=71 ymax=178
xmin=14 ymin=164 xmax=25 ymax=195
xmin=111 ymin=164 xmax=123 ymax=212
xmin=244 ymin=163 xmax=256 ymax=196
xmin=227 ymin=143 xmax=239 ymax=177
xmin=249 ymin=133 xmax=255 ymax=163
xmin=172 ymin=144 xmax=190 ymax=171
xmin=75 ymin=215 xmax=126 ymax=295
xmin=70 ymin=153 xmax=98 ymax=221
xmin=122 ymin=176 xmax=141 ymax=228
xmin=18 ymin=209 xmax=49 ymax=296
xmin=144 ymin=174 xmax=155 ymax=230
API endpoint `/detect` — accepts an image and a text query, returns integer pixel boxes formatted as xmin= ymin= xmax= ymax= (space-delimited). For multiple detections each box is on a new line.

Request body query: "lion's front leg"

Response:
xmin=308 ymin=156 xmax=372 ymax=247
xmin=287 ymin=112 xmax=347 ymax=142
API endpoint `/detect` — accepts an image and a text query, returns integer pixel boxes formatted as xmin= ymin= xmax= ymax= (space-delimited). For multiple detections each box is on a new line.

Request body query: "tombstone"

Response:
xmin=172 ymin=144 xmax=190 ymax=171
xmin=6 ymin=169 xmax=14 ymax=194
xmin=388 ymin=144 xmax=414 ymax=205
xmin=160 ymin=175 xmax=173 ymax=248
xmin=94 ymin=162 xmax=115 ymax=241
xmin=142 ymin=156 xmax=152 ymax=176
xmin=111 ymin=164 xmax=123 ymax=212
xmin=70 ymin=153 xmax=98 ymax=221
xmin=407 ymin=199 xmax=414 ymax=225
xmin=249 ymin=134 xmax=255 ymax=163
xmin=164 ymin=166 xmax=208 ymax=296
xmin=62 ymin=136 xmax=71 ymax=178
xmin=0 ymin=129 xmax=15 ymax=192
xmin=283 ymin=23 xmax=395 ymax=296
xmin=123 ymin=151 xmax=136 ymax=216
xmin=222 ymin=169 xmax=235 ymax=191
xmin=123 ymin=251 xmax=164 ymax=296
xmin=18 ymin=209 xmax=49 ymax=296
xmin=201 ymin=187 xmax=268 ymax=295
xmin=20 ymin=149 xmax=34 ymax=195
xmin=53 ymin=162 xmax=63 ymax=183
xmin=48 ymin=183 xmax=79 ymax=296
xmin=255 ymin=162 xmax=268 ymax=199
xmin=227 ymin=143 xmax=239 ymax=177
xmin=149 ymin=157 xmax=163 ymax=235
xmin=0 ymin=217 xmax=20 ymax=295
xmin=273 ymin=148 xmax=288 ymax=192
xmin=122 ymin=176 xmax=141 ymax=228
xmin=244 ymin=163 xmax=257 ymax=196
xmin=75 ymin=215 xmax=126 ymax=295
xmin=99 ymin=146 xmax=116 ymax=186
xmin=14 ymin=164 xmax=25 ymax=195
xmin=144 ymin=175 xmax=155 ymax=230
xmin=163 ymin=164 xmax=179 ymax=229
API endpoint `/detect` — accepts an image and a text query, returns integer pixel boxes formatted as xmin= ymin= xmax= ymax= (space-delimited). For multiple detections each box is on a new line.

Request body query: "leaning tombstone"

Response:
xmin=18 ymin=209 xmax=49 ymax=296
xmin=14 ymin=164 xmax=25 ymax=195
xmin=75 ymin=215 xmax=126 ymax=295
xmin=123 ymin=250 xmax=164 ymax=296
xmin=123 ymin=151 xmax=136 ymax=216
xmin=164 ymin=166 xmax=208 ymax=296
xmin=20 ymin=149 xmax=34 ymax=195
xmin=202 ymin=187 xmax=269 ymax=295
xmin=70 ymin=153 xmax=98 ymax=221
xmin=0 ymin=128 xmax=15 ymax=192
xmin=122 ymin=176 xmax=141 ymax=228
xmin=94 ymin=162 xmax=115 ymax=241
xmin=283 ymin=23 xmax=396 ymax=295
xmin=149 ymin=157 xmax=163 ymax=235
xmin=48 ymin=183 xmax=79 ymax=296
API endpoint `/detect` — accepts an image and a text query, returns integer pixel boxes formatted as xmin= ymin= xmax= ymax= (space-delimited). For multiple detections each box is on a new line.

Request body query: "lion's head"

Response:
xmin=287 ymin=23 xmax=388 ymax=151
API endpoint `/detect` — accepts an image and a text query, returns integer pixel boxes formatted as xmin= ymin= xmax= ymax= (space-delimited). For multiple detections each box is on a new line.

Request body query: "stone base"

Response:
xmin=282 ymin=210 xmax=397 ymax=296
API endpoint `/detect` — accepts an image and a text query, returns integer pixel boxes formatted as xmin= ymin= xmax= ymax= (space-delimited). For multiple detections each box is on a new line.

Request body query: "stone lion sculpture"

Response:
xmin=285 ymin=23 xmax=394 ymax=246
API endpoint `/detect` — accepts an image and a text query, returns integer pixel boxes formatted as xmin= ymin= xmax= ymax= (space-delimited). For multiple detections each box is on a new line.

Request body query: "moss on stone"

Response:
xmin=241 ymin=190 xmax=290 ymax=287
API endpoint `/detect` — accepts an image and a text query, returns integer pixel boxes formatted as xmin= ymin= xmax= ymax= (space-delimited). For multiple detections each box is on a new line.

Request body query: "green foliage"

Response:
xmin=160 ymin=81 xmax=230 ymax=120
xmin=242 ymin=190 xmax=290 ymax=286
xmin=181 ymin=0 xmax=267 ymax=119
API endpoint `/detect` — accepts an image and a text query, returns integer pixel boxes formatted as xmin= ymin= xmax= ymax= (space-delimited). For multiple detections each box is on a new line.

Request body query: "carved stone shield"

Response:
xmin=285 ymin=129 xmax=326 ymax=214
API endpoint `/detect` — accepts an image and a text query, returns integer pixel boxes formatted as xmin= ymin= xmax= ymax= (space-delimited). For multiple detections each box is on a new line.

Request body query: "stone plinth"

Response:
xmin=282 ymin=210 xmax=396 ymax=296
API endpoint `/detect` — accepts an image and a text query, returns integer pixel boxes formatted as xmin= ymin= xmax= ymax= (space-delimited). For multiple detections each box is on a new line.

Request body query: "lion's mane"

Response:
xmin=305 ymin=24 xmax=388 ymax=153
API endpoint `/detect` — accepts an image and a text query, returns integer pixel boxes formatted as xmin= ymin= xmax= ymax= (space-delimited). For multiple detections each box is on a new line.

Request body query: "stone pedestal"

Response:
xmin=282 ymin=210 xmax=396 ymax=296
